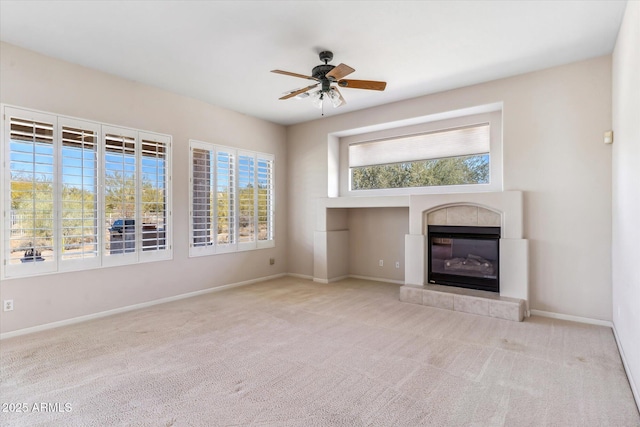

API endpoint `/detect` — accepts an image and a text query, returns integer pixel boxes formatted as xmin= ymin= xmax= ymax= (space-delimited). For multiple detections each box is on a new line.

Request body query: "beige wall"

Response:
xmin=348 ymin=208 xmax=408 ymax=282
xmin=288 ymin=56 xmax=613 ymax=321
xmin=0 ymin=42 xmax=288 ymax=334
xmin=612 ymin=1 xmax=640 ymax=405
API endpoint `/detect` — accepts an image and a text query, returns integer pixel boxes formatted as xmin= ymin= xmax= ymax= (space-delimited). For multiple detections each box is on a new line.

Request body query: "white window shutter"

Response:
xmin=139 ymin=133 xmax=169 ymax=259
xmin=4 ymin=109 xmax=57 ymax=277
xmin=58 ymin=118 xmax=101 ymax=271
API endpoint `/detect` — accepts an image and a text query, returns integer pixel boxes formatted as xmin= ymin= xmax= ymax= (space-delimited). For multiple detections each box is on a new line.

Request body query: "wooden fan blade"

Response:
xmin=331 ymin=86 xmax=347 ymax=106
xmin=279 ymin=84 xmax=319 ymax=100
xmin=326 ymin=63 xmax=355 ymax=80
xmin=338 ymin=79 xmax=387 ymax=91
xmin=271 ymin=69 xmax=319 ymax=81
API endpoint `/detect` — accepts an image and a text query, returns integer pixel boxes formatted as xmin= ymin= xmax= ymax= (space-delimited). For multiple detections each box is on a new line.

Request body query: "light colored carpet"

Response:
xmin=1 ymin=277 xmax=638 ymax=426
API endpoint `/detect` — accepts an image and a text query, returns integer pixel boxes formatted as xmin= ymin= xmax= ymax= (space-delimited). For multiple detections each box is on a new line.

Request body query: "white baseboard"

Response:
xmin=287 ymin=273 xmax=313 ymax=281
xmin=311 ymin=275 xmax=349 ymax=283
xmin=312 ymin=275 xmax=404 ymax=285
xmin=612 ymin=323 xmax=640 ymax=412
xmin=349 ymin=274 xmax=405 ymax=285
xmin=0 ymin=273 xmax=287 ymax=340
xmin=530 ymin=309 xmax=613 ymax=328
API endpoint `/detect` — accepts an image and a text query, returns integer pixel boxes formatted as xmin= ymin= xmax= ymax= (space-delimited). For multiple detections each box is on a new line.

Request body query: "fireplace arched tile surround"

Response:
xmin=424 ymin=205 xmax=501 ymax=229
xmin=314 ymin=191 xmax=529 ymax=321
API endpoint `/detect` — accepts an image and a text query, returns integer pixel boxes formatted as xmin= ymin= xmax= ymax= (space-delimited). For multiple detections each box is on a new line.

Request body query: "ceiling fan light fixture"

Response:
xmin=310 ymin=91 xmax=324 ymax=109
xmin=328 ymin=88 xmax=344 ymax=108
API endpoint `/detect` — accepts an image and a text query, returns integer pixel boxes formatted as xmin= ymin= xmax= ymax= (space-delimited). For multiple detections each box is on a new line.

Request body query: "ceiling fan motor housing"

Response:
xmin=312 ymin=64 xmax=335 ymax=80
xmin=313 ymin=50 xmax=336 ymax=91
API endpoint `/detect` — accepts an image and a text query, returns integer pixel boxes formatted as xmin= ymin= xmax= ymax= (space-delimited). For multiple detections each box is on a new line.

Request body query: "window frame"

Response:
xmin=1 ymin=105 xmax=172 ymax=280
xmin=339 ymin=111 xmax=502 ymax=196
xmin=188 ymin=140 xmax=275 ymax=258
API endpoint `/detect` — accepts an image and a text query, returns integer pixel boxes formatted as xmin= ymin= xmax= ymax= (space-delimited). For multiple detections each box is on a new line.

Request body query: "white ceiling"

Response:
xmin=0 ymin=1 xmax=627 ymax=126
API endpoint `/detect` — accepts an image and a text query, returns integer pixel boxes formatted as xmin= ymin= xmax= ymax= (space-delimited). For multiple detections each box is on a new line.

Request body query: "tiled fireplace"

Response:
xmin=402 ymin=192 xmax=528 ymax=321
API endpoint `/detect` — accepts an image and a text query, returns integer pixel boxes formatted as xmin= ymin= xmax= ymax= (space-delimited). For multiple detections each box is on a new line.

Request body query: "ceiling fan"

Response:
xmin=271 ymin=51 xmax=387 ymax=110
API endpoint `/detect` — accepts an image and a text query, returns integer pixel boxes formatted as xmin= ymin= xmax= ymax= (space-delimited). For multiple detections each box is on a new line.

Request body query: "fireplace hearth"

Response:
xmin=428 ymin=225 xmax=500 ymax=293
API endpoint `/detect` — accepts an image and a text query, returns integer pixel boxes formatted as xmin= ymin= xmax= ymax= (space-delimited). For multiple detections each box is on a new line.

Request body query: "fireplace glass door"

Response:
xmin=428 ymin=226 xmax=500 ymax=292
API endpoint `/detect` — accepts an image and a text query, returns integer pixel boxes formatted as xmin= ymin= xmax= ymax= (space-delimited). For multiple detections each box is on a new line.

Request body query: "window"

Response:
xmin=341 ymin=111 xmax=502 ymax=195
xmin=1 ymin=106 xmax=172 ymax=279
xmin=189 ymin=140 xmax=274 ymax=257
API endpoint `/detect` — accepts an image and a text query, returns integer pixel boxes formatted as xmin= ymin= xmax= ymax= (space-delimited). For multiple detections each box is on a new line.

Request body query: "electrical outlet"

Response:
xmin=269 ymin=257 xmax=275 ymax=265
xmin=379 ymin=260 xmax=384 ymax=267
xmin=4 ymin=300 xmax=13 ymax=312
xmin=395 ymin=261 xmax=400 ymax=269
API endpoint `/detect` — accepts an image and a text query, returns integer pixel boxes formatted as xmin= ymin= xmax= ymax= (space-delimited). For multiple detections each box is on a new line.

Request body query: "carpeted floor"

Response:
xmin=1 ymin=276 xmax=638 ymax=426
